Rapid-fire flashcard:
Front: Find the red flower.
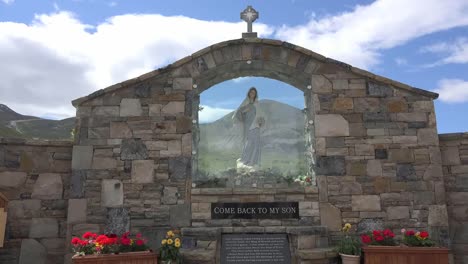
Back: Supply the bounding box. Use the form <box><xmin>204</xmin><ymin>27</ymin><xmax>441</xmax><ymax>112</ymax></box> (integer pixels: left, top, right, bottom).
<box><xmin>372</xmin><ymin>230</ymin><xmax>381</xmax><ymax>237</ymax></box>
<box><xmin>136</xmin><ymin>233</ymin><xmax>142</xmax><ymax>238</ymax></box>
<box><xmin>420</xmin><ymin>231</ymin><xmax>429</xmax><ymax>239</ymax></box>
<box><xmin>374</xmin><ymin>235</ymin><xmax>384</xmax><ymax>242</ymax></box>
<box><xmin>71</xmin><ymin>237</ymin><xmax>82</xmax><ymax>245</ymax></box>
<box><xmin>80</xmin><ymin>240</ymin><xmax>89</xmax><ymax>246</ymax></box>
<box><xmin>96</xmin><ymin>235</ymin><xmax>109</xmax><ymax>245</ymax></box>
<box><xmin>121</xmin><ymin>237</ymin><xmax>131</xmax><ymax>246</ymax></box>
<box><xmin>383</xmin><ymin>229</ymin><xmax>395</xmax><ymax>238</ymax></box>
<box><xmin>361</xmin><ymin>234</ymin><xmax>372</xmax><ymax>244</ymax></box>
<box><xmin>83</xmin><ymin>232</ymin><xmax>97</xmax><ymax>239</ymax></box>
<box><xmin>405</xmin><ymin>230</ymin><xmax>415</xmax><ymax>236</ymax></box>
<box><xmin>136</xmin><ymin>239</ymin><xmax>144</xmax><ymax>246</ymax></box>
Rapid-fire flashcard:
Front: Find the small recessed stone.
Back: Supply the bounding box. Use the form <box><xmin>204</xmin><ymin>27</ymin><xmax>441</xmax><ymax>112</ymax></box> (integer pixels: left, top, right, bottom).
<box><xmin>192</xmin><ymin>120</ymin><xmax>197</xmax><ymax>124</ymax></box>
<box><xmin>193</xmin><ymin>84</ymin><xmax>198</xmax><ymax>88</ymax></box>
<box><xmin>307</xmin><ymin>85</ymin><xmax>312</xmax><ymax>89</ymax></box>
<box><xmin>192</xmin><ymin>151</ymin><xmax>197</xmax><ymax>155</ymax></box>
<box><xmin>247</xmin><ymin>60</ymin><xmax>252</xmax><ymax>64</ymax></box>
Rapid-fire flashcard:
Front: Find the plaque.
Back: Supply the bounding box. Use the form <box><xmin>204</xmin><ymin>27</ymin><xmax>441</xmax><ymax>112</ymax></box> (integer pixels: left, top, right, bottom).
<box><xmin>221</xmin><ymin>233</ymin><xmax>291</xmax><ymax>264</ymax></box>
<box><xmin>211</xmin><ymin>202</ymin><xmax>299</xmax><ymax>219</ymax></box>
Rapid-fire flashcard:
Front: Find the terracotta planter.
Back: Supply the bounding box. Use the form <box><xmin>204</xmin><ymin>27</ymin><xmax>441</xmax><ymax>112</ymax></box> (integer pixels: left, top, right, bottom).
<box><xmin>71</xmin><ymin>251</ymin><xmax>157</xmax><ymax>264</ymax></box>
<box><xmin>339</xmin><ymin>253</ymin><xmax>360</xmax><ymax>264</ymax></box>
<box><xmin>362</xmin><ymin>245</ymin><xmax>449</xmax><ymax>264</ymax></box>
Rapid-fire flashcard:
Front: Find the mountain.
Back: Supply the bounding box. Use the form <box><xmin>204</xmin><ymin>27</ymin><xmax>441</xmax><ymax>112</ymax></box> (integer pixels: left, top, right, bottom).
<box><xmin>0</xmin><ymin>104</ymin><xmax>75</xmax><ymax>140</ymax></box>
<box><xmin>198</xmin><ymin>99</ymin><xmax>307</xmax><ymax>174</ymax></box>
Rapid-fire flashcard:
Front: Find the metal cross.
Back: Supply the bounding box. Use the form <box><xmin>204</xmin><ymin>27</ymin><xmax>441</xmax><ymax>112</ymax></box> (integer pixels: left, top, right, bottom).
<box><xmin>240</xmin><ymin>6</ymin><xmax>259</xmax><ymax>33</ymax></box>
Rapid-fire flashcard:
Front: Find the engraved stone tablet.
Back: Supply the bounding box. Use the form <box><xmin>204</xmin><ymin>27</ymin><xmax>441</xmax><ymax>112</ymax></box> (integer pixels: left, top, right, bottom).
<box><xmin>221</xmin><ymin>233</ymin><xmax>291</xmax><ymax>264</ymax></box>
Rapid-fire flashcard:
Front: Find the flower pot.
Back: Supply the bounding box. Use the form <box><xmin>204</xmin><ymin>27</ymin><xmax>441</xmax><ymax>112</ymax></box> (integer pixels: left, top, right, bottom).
<box><xmin>362</xmin><ymin>245</ymin><xmax>449</xmax><ymax>264</ymax></box>
<box><xmin>339</xmin><ymin>253</ymin><xmax>360</xmax><ymax>264</ymax></box>
<box><xmin>71</xmin><ymin>251</ymin><xmax>157</xmax><ymax>264</ymax></box>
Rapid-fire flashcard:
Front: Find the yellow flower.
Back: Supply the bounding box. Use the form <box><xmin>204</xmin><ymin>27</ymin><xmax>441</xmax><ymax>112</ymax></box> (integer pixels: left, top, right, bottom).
<box><xmin>161</xmin><ymin>239</ymin><xmax>167</xmax><ymax>245</ymax></box>
<box><xmin>175</xmin><ymin>241</ymin><xmax>181</xmax><ymax>248</ymax></box>
<box><xmin>167</xmin><ymin>231</ymin><xmax>174</xmax><ymax>237</ymax></box>
<box><xmin>175</xmin><ymin>238</ymin><xmax>180</xmax><ymax>243</ymax></box>
<box><xmin>342</xmin><ymin>223</ymin><xmax>352</xmax><ymax>232</ymax></box>
<box><xmin>167</xmin><ymin>239</ymin><xmax>174</xmax><ymax>245</ymax></box>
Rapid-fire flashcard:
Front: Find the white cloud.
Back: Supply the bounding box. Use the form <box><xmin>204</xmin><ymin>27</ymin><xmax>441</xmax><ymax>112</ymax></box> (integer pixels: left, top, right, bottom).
<box><xmin>2</xmin><ymin>0</ymin><xmax>14</xmax><ymax>5</ymax></box>
<box><xmin>434</xmin><ymin>79</ymin><xmax>468</xmax><ymax>103</ymax></box>
<box><xmin>199</xmin><ymin>105</ymin><xmax>234</xmax><ymax>123</ymax></box>
<box><xmin>275</xmin><ymin>0</ymin><xmax>468</xmax><ymax>69</ymax></box>
<box><xmin>395</xmin><ymin>57</ymin><xmax>407</xmax><ymax>66</ymax></box>
<box><xmin>421</xmin><ymin>37</ymin><xmax>468</xmax><ymax>66</ymax></box>
<box><xmin>0</xmin><ymin>11</ymin><xmax>273</xmax><ymax>119</ymax></box>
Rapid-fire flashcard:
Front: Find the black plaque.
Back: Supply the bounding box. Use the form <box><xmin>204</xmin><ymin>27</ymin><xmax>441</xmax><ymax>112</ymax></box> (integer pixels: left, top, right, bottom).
<box><xmin>221</xmin><ymin>234</ymin><xmax>291</xmax><ymax>264</ymax></box>
<box><xmin>211</xmin><ymin>202</ymin><xmax>299</xmax><ymax>219</ymax></box>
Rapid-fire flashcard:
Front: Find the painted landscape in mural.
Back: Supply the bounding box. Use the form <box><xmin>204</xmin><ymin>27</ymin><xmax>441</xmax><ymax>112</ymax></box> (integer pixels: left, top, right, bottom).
<box><xmin>197</xmin><ymin>99</ymin><xmax>307</xmax><ymax>185</ymax></box>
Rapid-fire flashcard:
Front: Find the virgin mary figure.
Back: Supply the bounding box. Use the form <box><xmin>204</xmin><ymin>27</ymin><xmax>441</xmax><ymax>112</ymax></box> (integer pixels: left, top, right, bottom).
<box><xmin>232</xmin><ymin>87</ymin><xmax>265</xmax><ymax>172</ymax></box>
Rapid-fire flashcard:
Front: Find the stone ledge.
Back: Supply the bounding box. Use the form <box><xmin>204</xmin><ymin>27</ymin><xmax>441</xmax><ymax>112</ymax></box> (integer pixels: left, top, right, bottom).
<box><xmin>297</xmin><ymin>247</ymin><xmax>338</xmax><ymax>260</ymax></box>
<box><xmin>0</xmin><ymin>138</ymin><xmax>73</xmax><ymax>146</ymax></box>
<box><xmin>180</xmin><ymin>248</ymin><xmax>216</xmax><ymax>264</ymax></box>
<box><xmin>191</xmin><ymin>187</ymin><xmax>318</xmax><ymax>196</ymax></box>
<box><xmin>439</xmin><ymin>133</ymin><xmax>468</xmax><ymax>141</ymax></box>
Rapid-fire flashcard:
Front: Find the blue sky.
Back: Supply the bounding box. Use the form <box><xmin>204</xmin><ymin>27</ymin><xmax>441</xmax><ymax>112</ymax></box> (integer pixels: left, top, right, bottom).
<box><xmin>0</xmin><ymin>0</ymin><xmax>467</xmax><ymax>133</ymax></box>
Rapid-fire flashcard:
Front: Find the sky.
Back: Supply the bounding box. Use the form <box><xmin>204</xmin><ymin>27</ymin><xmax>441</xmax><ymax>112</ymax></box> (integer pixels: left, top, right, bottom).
<box><xmin>0</xmin><ymin>0</ymin><xmax>467</xmax><ymax>133</ymax></box>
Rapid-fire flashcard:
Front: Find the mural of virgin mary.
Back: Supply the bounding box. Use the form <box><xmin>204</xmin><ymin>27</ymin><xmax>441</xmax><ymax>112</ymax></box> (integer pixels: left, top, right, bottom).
<box><xmin>232</xmin><ymin>87</ymin><xmax>265</xmax><ymax>172</ymax></box>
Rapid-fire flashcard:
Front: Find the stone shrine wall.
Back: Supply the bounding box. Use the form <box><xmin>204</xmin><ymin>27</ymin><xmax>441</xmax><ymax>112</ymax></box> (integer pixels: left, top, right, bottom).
<box><xmin>0</xmin><ymin>138</ymin><xmax>72</xmax><ymax>264</ymax></box>
<box><xmin>439</xmin><ymin>133</ymin><xmax>468</xmax><ymax>264</ymax></box>
<box><xmin>0</xmin><ymin>38</ymin><xmax>462</xmax><ymax>264</ymax></box>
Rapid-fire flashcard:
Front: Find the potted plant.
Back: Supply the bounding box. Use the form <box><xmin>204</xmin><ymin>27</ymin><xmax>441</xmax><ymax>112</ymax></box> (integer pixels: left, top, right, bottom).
<box><xmin>159</xmin><ymin>230</ymin><xmax>181</xmax><ymax>264</ymax></box>
<box><xmin>71</xmin><ymin>231</ymin><xmax>157</xmax><ymax>264</ymax></box>
<box><xmin>361</xmin><ymin>228</ymin><xmax>449</xmax><ymax>264</ymax></box>
<box><xmin>336</xmin><ymin>223</ymin><xmax>361</xmax><ymax>264</ymax></box>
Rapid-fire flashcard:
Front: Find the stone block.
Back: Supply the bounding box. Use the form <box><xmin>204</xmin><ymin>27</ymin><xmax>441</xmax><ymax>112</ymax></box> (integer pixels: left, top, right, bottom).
<box><xmin>428</xmin><ymin>205</ymin><xmax>448</xmax><ymax>226</ymax></box>
<box><xmin>423</xmin><ymin>165</ymin><xmax>443</xmax><ymax>180</ymax></box>
<box><xmin>8</xmin><ymin>199</ymin><xmax>41</xmax><ymax>219</ymax></box>
<box><xmin>375</xmin><ymin>149</ymin><xmax>388</xmax><ymax>159</ymax></box>
<box><xmin>449</xmin><ymin>192</ymin><xmax>468</xmax><ymax>205</ymax></box>
<box><xmin>169</xmin><ymin>157</ymin><xmax>191</xmax><ymax>180</ymax></box>
<box><xmin>320</xmin><ymin>203</ymin><xmax>342</xmax><ymax>231</ymax></box>
<box><xmin>19</xmin><ymin>239</ymin><xmax>47</xmax><ymax>264</ymax></box>
<box><xmin>121</xmin><ymin>139</ymin><xmax>148</xmax><ymax>160</ymax></box>
<box><xmin>333</xmin><ymin>79</ymin><xmax>349</xmax><ymax>90</ymax></box>
<box><xmin>70</xmin><ymin>170</ymin><xmax>86</xmax><ymax>198</ymax></box>
<box><xmin>120</xmin><ymin>98</ymin><xmax>142</xmax><ymax>117</ymax></box>
<box><xmin>367</xmin><ymin>160</ymin><xmax>382</xmax><ymax>176</ymax></box>
<box><xmin>396</xmin><ymin>163</ymin><xmax>417</xmax><ymax>181</ymax></box>
<box><xmin>387</xmin><ymin>99</ymin><xmax>408</xmax><ymax>112</ymax></box>
<box><xmin>332</xmin><ymin>98</ymin><xmax>353</xmax><ymax>111</ymax></box>
<box><xmin>352</xmin><ymin>195</ymin><xmax>381</xmax><ymax>211</ymax></box>
<box><xmin>363</xmin><ymin>112</ymin><xmax>389</xmax><ymax>122</ymax></box>
<box><xmin>149</xmin><ymin>104</ymin><xmax>163</xmax><ymax>116</ymax></box>
<box><xmin>0</xmin><ymin>171</ymin><xmax>27</xmax><ymax>188</ymax></box>
<box><xmin>315</xmin><ymin>115</ymin><xmax>349</xmax><ymax>137</ymax></box>
<box><xmin>316</xmin><ymin>156</ymin><xmax>345</xmax><ymax>176</ymax></box>
<box><xmin>105</xmin><ymin>208</ymin><xmax>129</xmax><ymax>235</ymax></box>
<box><xmin>110</xmin><ymin>122</ymin><xmax>133</xmax><ymax>138</ymax></box>
<box><xmin>170</xmin><ymin>204</ymin><xmax>191</xmax><ymax>227</ymax></box>
<box><xmin>312</xmin><ymin>75</ymin><xmax>332</xmax><ymax>94</ymax></box>
<box><xmin>396</xmin><ymin>112</ymin><xmax>427</xmax><ymax>122</ymax></box>
<box><xmin>367</xmin><ymin>82</ymin><xmax>393</xmax><ymax>97</ymax></box>
<box><xmin>31</xmin><ymin>173</ymin><xmax>63</xmax><ymax>200</ymax></box>
<box><xmin>29</xmin><ymin>218</ymin><xmax>58</xmax><ymax>238</ymax></box>
<box><xmin>452</xmin><ymin>165</ymin><xmax>468</xmax><ymax>174</ymax></box>
<box><xmin>441</xmin><ymin>147</ymin><xmax>460</xmax><ymax>165</ymax></box>
<box><xmin>348</xmin><ymin>161</ymin><xmax>366</xmax><ymax>175</ymax></box>
<box><xmin>357</xmin><ymin>219</ymin><xmax>384</xmax><ymax>233</ymax></box>
<box><xmin>92</xmin><ymin>106</ymin><xmax>119</xmax><ymax>116</ymax></box>
<box><xmin>414</xmin><ymin>191</ymin><xmax>435</xmax><ymax>205</ymax></box>
<box><xmin>355</xmin><ymin>144</ymin><xmax>374</xmax><ymax>156</ymax></box>
<box><xmin>387</xmin><ymin>206</ymin><xmax>409</xmax><ymax>220</ymax></box>
<box><xmin>162</xmin><ymin>186</ymin><xmax>178</xmax><ymax>205</ymax></box>
<box><xmin>417</xmin><ymin>128</ymin><xmax>438</xmax><ymax>146</ymax></box>
<box><xmin>173</xmin><ymin>77</ymin><xmax>193</xmax><ymax>90</ymax></box>
<box><xmin>182</xmin><ymin>133</ymin><xmax>192</xmax><ymax>156</ymax></box>
<box><xmin>72</xmin><ymin>145</ymin><xmax>93</xmax><ymax>170</ymax></box>
<box><xmin>388</xmin><ymin>149</ymin><xmax>414</xmax><ymax>162</ymax></box>
<box><xmin>101</xmin><ymin>179</ymin><xmax>123</xmax><ymax>207</ymax></box>
<box><xmin>72</xmin><ymin>223</ymin><xmax>100</xmax><ymax>237</ymax></box>
<box><xmin>354</xmin><ymin>98</ymin><xmax>381</xmax><ymax>112</ymax></box>
<box><xmin>162</xmin><ymin>102</ymin><xmax>185</xmax><ymax>115</ymax></box>
<box><xmin>176</xmin><ymin>116</ymin><xmax>192</xmax><ymax>133</ymax></box>
<box><xmin>340</xmin><ymin>182</ymin><xmax>362</xmax><ymax>195</ymax></box>
<box><xmin>298</xmin><ymin>235</ymin><xmax>317</xmax><ymax>249</ymax></box>
<box><xmin>92</xmin><ymin>157</ymin><xmax>117</xmax><ymax>169</ymax></box>
<box><xmin>131</xmin><ymin>160</ymin><xmax>154</xmax><ymax>183</ymax></box>
<box><xmin>67</xmin><ymin>199</ymin><xmax>87</xmax><ymax>224</ymax></box>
